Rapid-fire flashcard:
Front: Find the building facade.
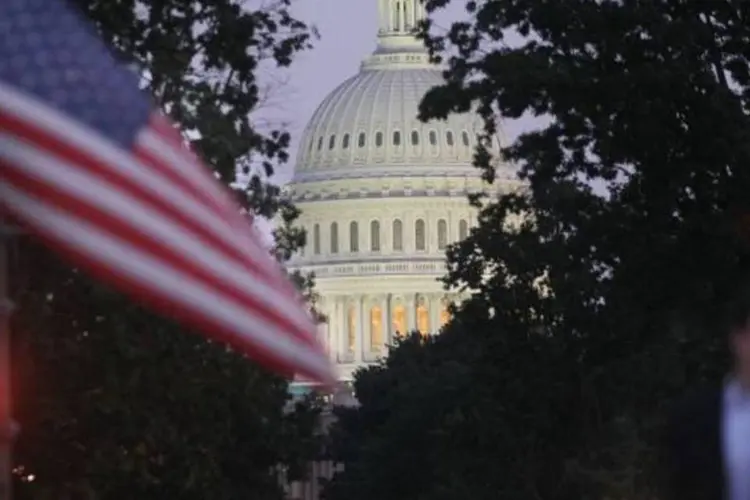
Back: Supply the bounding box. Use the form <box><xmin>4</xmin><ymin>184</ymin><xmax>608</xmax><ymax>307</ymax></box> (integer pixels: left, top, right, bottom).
<box><xmin>288</xmin><ymin>0</ymin><xmax>516</xmax><ymax>383</ymax></box>
<box><xmin>282</xmin><ymin>2</ymin><xmax>519</xmax><ymax>498</ymax></box>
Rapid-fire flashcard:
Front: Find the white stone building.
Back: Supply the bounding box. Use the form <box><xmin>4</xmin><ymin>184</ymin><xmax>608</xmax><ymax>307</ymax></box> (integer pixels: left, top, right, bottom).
<box><xmin>287</xmin><ymin>0</ymin><xmax>517</xmax><ymax>384</ymax></box>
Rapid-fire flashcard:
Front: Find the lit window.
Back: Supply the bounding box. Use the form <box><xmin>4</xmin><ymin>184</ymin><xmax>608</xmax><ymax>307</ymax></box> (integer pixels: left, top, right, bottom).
<box><xmin>393</xmin><ymin>130</ymin><xmax>401</xmax><ymax>146</ymax></box>
<box><xmin>440</xmin><ymin>304</ymin><xmax>451</xmax><ymax>326</ymax></box>
<box><xmin>347</xmin><ymin>305</ymin><xmax>356</xmax><ymax>351</ymax></box>
<box><xmin>411</xmin><ymin>130</ymin><xmax>419</xmax><ymax>145</ymax></box>
<box><xmin>415</xmin><ymin>219</ymin><xmax>426</xmax><ymax>251</ymax></box>
<box><xmin>349</xmin><ymin>221</ymin><xmax>359</xmax><ymax>252</ymax></box>
<box><xmin>370</xmin><ymin>220</ymin><xmax>381</xmax><ymax>252</ymax></box>
<box><xmin>392</xmin><ymin>219</ymin><xmax>403</xmax><ymax>251</ymax></box>
<box><xmin>375</xmin><ymin>131</ymin><xmax>384</xmax><ymax>147</ymax></box>
<box><xmin>370</xmin><ymin>306</ymin><xmax>383</xmax><ymax>351</ymax></box>
<box><xmin>330</xmin><ymin>222</ymin><xmax>339</xmax><ymax>254</ymax></box>
<box><xmin>313</xmin><ymin>224</ymin><xmax>321</xmax><ymax>254</ymax></box>
<box><xmin>358</xmin><ymin>132</ymin><xmax>366</xmax><ymax>148</ymax></box>
<box><xmin>342</xmin><ymin>134</ymin><xmax>350</xmax><ymax>149</ymax></box>
<box><xmin>437</xmin><ymin>219</ymin><xmax>448</xmax><ymax>249</ymax></box>
<box><xmin>417</xmin><ymin>301</ymin><xmax>430</xmax><ymax>335</ymax></box>
<box><xmin>459</xmin><ymin>219</ymin><xmax>469</xmax><ymax>240</ymax></box>
<box><xmin>392</xmin><ymin>304</ymin><xmax>406</xmax><ymax>337</ymax></box>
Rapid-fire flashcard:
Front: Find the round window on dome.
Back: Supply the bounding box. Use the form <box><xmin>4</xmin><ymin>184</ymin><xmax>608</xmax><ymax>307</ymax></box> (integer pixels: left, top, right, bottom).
<box><xmin>375</xmin><ymin>131</ymin><xmax>384</xmax><ymax>147</ymax></box>
<box><xmin>393</xmin><ymin>130</ymin><xmax>401</xmax><ymax>146</ymax></box>
<box><xmin>328</xmin><ymin>135</ymin><xmax>336</xmax><ymax>150</ymax></box>
<box><xmin>446</xmin><ymin>130</ymin><xmax>454</xmax><ymax>147</ymax></box>
<box><xmin>411</xmin><ymin>130</ymin><xmax>420</xmax><ymax>146</ymax></box>
<box><xmin>342</xmin><ymin>133</ymin><xmax>350</xmax><ymax>149</ymax></box>
<box><xmin>358</xmin><ymin>132</ymin><xmax>366</xmax><ymax>148</ymax></box>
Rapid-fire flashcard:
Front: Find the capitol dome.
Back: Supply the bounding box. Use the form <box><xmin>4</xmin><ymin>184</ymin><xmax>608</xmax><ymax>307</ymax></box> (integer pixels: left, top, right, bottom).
<box><xmin>289</xmin><ymin>0</ymin><xmax>516</xmax><ymax>382</ymax></box>
<box><xmin>294</xmin><ymin>65</ymin><xmax>491</xmax><ymax>181</ymax></box>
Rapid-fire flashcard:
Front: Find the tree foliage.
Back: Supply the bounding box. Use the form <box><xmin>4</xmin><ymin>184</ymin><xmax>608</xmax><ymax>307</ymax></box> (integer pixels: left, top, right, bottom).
<box><xmin>326</xmin><ymin>1</ymin><xmax>750</xmax><ymax>499</ymax></box>
<box><xmin>10</xmin><ymin>1</ymin><xmax>320</xmax><ymax>498</ymax></box>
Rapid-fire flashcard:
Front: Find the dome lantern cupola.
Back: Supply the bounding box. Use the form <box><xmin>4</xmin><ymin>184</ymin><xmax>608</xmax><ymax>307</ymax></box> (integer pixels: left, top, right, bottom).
<box><xmin>363</xmin><ymin>0</ymin><xmax>431</xmax><ymax>70</ymax></box>
<box><xmin>377</xmin><ymin>0</ymin><xmax>426</xmax><ymax>39</ymax></box>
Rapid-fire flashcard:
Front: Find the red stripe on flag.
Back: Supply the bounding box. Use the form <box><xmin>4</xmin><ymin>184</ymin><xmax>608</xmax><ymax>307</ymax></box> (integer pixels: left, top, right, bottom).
<box><xmin>0</xmin><ymin>163</ymin><xmax>318</xmax><ymax>349</ymax></box>
<box><xmin>0</xmin><ymin>110</ymin><xmax>303</xmax><ymax>310</ymax></box>
<box><xmin>0</xmin><ymin>83</ymin><xmax>334</xmax><ymax>384</ymax></box>
<box><xmin>136</xmin><ymin>116</ymin><xmax>301</xmax><ymax>303</ymax></box>
<box><xmin>0</xmin><ymin>180</ymin><xmax>330</xmax><ymax>383</ymax></box>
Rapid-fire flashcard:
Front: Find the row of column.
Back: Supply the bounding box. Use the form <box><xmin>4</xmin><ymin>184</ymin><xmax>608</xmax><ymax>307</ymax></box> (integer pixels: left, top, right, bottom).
<box><xmin>318</xmin><ymin>293</ymin><xmax>453</xmax><ymax>364</ymax></box>
<box><xmin>379</xmin><ymin>0</ymin><xmax>426</xmax><ymax>34</ymax></box>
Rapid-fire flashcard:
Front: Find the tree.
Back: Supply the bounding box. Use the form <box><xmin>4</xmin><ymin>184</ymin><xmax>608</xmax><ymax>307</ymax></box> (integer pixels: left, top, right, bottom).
<box><xmin>10</xmin><ymin>1</ymin><xmax>321</xmax><ymax>498</ymax></box>
<box><xmin>327</xmin><ymin>1</ymin><xmax>750</xmax><ymax>499</ymax></box>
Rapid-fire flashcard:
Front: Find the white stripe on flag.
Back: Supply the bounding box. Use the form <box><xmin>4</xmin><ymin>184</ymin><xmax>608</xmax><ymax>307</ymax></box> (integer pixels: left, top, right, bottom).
<box><xmin>0</xmin><ymin>82</ymin><xmax>297</xmax><ymax>301</ymax></box>
<box><xmin>0</xmin><ymin>183</ymin><xmax>333</xmax><ymax>383</ymax></box>
<box><xmin>0</xmin><ymin>135</ymin><xmax>317</xmax><ymax>341</ymax></box>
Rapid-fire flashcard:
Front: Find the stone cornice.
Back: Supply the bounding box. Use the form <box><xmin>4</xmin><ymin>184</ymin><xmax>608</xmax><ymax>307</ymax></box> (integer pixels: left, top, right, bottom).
<box><xmin>292</xmin><ymin>165</ymin><xmax>509</xmax><ymax>184</ymax></box>
<box><xmin>291</xmin><ymin>255</ymin><xmax>448</xmax><ymax>279</ymax></box>
<box><xmin>288</xmin><ymin>170</ymin><xmax>520</xmax><ymax>204</ymax></box>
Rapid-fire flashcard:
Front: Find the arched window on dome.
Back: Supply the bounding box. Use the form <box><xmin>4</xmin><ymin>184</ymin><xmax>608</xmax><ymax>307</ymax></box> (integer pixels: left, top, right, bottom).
<box><xmin>462</xmin><ymin>131</ymin><xmax>470</xmax><ymax>147</ymax></box>
<box><xmin>393</xmin><ymin>130</ymin><xmax>401</xmax><ymax>146</ymax></box>
<box><xmin>358</xmin><ymin>132</ymin><xmax>366</xmax><ymax>148</ymax></box>
<box><xmin>349</xmin><ymin>221</ymin><xmax>359</xmax><ymax>253</ymax></box>
<box><xmin>446</xmin><ymin>130</ymin><xmax>454</xmax><ymax>147</ymax></box>
<box><xmin>392</xmin><ymin>219</ymin><xmax>403</xmax><ymax>251</ymax></box>
<box><xmin>313</xmin><ymin>223</ymin><xmax>321</xmax><ymax>255</ymax></box>
<box><xmin>370</xmin><ymin>220</ymin><xmax>381</xmax><ymax>252</ymax></box>
<box><xmin>411</xmin><ymin>130</ymin><xmax>419</xmax><ymax>146</ymax></box>
<box><xmin>415</xmin><ymin>219</ymin><xmax>426</xmax><ymax>251</ymax></box>
<box><xmin>342</xmin><ymin>133</ymin><xmax>350</xmax><ymax>149</ymax></box>
<box><xmin>459</xmin><ymin>219</ymin><xmax>469</xmax><ymax>240</ymax></box>
<box><xmin>429</xmin><ymin>130</ymin><xmax>438</xmax><ymax>146</ymax></box>
<box><xmin>437</xmin><ymin>219</ymin><xmax>448</xmax><ymax>250</ymax></box>
<box><xmin>375</xmin><ymin>131</ymin><xmax>384</xmax><ymax>147</ymax></box>
<box><xmin>330</xmin><ymin>222</ymin><xmax>339</xmax><ymax>254</ymax></box>
<box><xmin>317</xmin><ymin>136</ymin><xmax>323</xmax><ymax>151</ymax></box>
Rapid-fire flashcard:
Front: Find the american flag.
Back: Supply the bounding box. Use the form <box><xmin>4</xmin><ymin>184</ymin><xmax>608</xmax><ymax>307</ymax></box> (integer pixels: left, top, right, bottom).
<box><xmin>0</xmin><ymin>0</ymin><xmax>335</xmax><ymax>385</ymax></box>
